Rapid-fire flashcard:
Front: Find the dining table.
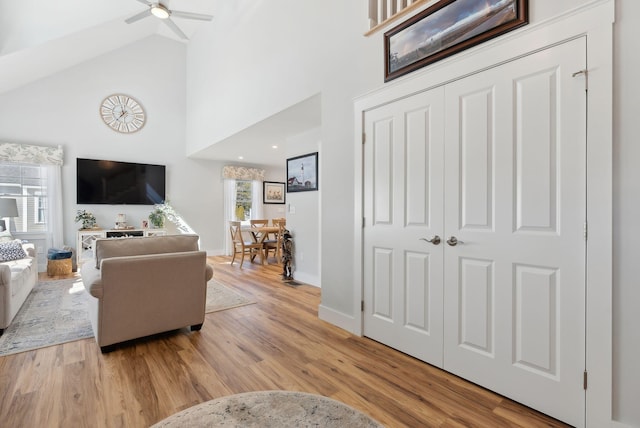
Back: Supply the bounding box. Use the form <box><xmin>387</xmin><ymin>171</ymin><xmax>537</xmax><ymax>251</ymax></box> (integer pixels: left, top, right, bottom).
<box><xmin>248</xmin><ymin>226</ymin><xmax>280</xmax><ymax>264</ymax></box>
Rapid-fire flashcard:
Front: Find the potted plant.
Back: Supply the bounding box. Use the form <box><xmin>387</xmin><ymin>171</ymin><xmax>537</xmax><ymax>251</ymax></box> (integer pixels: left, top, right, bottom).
<box><xmin>148</xmin><ymin>207</ymin><xmax>165</xmax><ymax>229</ymax></box>
<box><xmin>75</xmin><ymin>209</ymin><xmax>97</xmax><ymax>230</ymax></box>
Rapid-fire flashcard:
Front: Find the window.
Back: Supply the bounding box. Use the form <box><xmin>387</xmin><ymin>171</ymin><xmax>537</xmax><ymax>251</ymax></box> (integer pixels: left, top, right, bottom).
<box><xmin>223</xmin><ymin>175</ymin><xmax>263</xmax><ymax>255</ymax></box>
<box><xmin>235</xmin><ymin>180</ymin><xmax>252</xmax><ymax>221</ymax></box>
<box><xmin>0</xmin><ymin>162</ymin><xmax>48</xmax><ymax>232</ymax></box>
<box><xmin>35</xmin><ymin>191</ymin><xmax>46</xmax><ymax>224</ymax></box>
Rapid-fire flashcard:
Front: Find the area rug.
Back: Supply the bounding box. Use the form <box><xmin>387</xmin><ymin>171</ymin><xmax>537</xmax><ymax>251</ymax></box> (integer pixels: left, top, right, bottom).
<box><xmin>206</xmin><ymin>280</ymin><xmax>255</xmax><ymax>313</ymax></box>
<box><xmin>151</xmin><ymin>390</ymin><xmax>384</xmax><ymax>428</ymax></box>
<box><xmin>0</xmin><ymin>278</ymin><xmax>255</xmax><ymax>356</ymax></box>
<box><xmin>0</xmin><ymin>277</ymin><xmax>93</xmax><ymax>356</ymax></box>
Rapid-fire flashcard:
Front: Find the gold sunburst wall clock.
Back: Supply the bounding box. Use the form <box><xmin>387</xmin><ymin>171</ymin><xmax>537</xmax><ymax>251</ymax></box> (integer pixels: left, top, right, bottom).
<box><xmin>100</xmin><ymin>94</ymin><xmax>146</xmax><ymax>133</ymax></box>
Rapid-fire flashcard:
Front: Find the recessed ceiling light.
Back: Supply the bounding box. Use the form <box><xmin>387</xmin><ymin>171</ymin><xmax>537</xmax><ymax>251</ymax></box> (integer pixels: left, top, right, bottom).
<box><xmin>238</xmin><ymin>156</ymin><xmax>244</xmax><ymax>160</ymax></box>
<box><xmin>272</xmin><ymin>145</ymin><xmax>278</xmax><ymax>149</ymax></box>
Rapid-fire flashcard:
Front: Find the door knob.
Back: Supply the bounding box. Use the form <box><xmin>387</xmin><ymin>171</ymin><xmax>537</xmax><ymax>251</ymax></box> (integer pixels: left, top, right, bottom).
<box><xmin>446</xmin><ymin>236</ymin><xmax>464</xmax><ymax>246</ymax></box>
<box><xmin>419</xmin><ymin>236</ymin><xmax>441</xmax><ymax>245</ymax></box>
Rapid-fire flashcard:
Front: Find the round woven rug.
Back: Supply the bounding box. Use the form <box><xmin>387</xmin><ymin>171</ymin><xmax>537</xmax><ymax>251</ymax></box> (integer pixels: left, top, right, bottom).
<box><xmin>151</xmin><ymin>391</ymin><xmax>383</xmax><ymax>427</ymax></box>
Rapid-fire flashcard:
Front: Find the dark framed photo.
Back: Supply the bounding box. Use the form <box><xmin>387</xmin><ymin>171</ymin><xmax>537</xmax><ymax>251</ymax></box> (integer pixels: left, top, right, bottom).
<box><xmin>286</xmin><ymin>152</ymin><xmax>318</xmax><ymax>193</ymax></box>
<box><xmin>263</xmin><ymin>181</ymin><xmax>286</xmax><ymax>204</ymax></box>
<box><xmin>385</xmin><ymin>0</ymin><xmax>528</xmax><ymax>82</ymax></box>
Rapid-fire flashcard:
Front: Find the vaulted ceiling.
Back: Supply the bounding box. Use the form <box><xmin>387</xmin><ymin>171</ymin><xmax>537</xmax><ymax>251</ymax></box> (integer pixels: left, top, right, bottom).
<box><xmin>0</xmin><ymin>0</ymin><xmax>321</xmax><ymax>167</ymax></box>
<box><xmin>0</xmin><ymin>0</ymin><xmax>216</xmax><ymax>94</ymax></box>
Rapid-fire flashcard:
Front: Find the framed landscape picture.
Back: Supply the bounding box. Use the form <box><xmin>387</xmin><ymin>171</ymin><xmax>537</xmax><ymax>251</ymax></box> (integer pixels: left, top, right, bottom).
<box><xmin>286</xmin><ymin>152</ymin><xmax>318</xmax><ymax>193</ymax></box>
<box><xmin>385</xmin><ymin>0</ymin><xmax>528</xmax><ymax>81</ymax></box>
<box><xmin>263</xmin><ymin>181</ymin><xmax>286</xmax><ymax>204</ymax></box>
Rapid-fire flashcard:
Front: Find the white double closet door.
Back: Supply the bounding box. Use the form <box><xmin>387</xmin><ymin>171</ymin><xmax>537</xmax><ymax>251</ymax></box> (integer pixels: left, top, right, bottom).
<box><xmin>363</xmin><ymin>38</ymin><xmax>587</xmax><ymax>426</ymax></box>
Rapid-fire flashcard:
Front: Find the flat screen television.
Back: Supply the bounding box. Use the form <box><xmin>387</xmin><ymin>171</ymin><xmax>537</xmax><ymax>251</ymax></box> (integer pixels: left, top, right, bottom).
<box><xmin>76</xmin><ymin>158</ymin><xmax>166</xmax><ymax>205</ymax></box>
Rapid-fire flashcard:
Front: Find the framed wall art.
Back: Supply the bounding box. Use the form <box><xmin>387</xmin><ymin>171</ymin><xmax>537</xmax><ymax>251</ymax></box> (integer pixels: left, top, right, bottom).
<box><xmin>263</xmin><ymin>181</ymin><xmax>286</xmax><ymax>204</ymax></box>
<box><xmin>384</xmin><ymin>0</ymin><xmax>528</xmax><ymax>82</ymax></box>
<box><xmin>286</xmin><ymin>152</ymin><xmax>318</xmax><ymax>193</ymax></box>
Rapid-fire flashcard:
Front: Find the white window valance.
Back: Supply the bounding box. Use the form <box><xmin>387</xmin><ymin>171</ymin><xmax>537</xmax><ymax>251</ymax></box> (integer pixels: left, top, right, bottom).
<box><xmin>0</xmin><ymin>142</ymin><xmax>63</xmax><ymax>166</ymax></box>
<box><xmin>222</xmin><ymin>165</ymin><xmax>265</xmax><ymax>181</ymax></box>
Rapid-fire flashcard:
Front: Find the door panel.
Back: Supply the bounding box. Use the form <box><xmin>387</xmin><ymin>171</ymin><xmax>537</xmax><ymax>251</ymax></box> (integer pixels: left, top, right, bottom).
<box><xmin>406</xmin><ymin>108</ymin><xmax>432</xmax><ymax>226</ymax></box>
<box><xmin>363</xmin><ymin>87</ymin><xmax>445</xmax><ymax>366</ymax></box>
<box><xmin>460</xmin><ymin>87</ymin><xmax>494</xmax><ymax>231</ymax></box>
<box><xmin>515</xmin><ymin>68</ymin><xmax>559</xmax><ymax>232</ymax></box>
<box><xmin>372</xmin><ymin>119</ymin><xmax>393</xmax><ymax>225</ymax></box>
<box><xmin>373</xmin><ymin>248</ymin><xmax>393</xmax><ymax>318</ymax></box>
<box><xmin>405</xmin><ymin>251</ymin><xmax>431</xmax><ymax>331</ymax></box>
<box><xmin>513</xmin><ymin>264</ymin><xmax>558</xmax><ymax>378</ymax></box>
<box><xmin>458</xmin><ymin>257</ymin><xmax>494</xmax><ymax>357</ymax></box>
<box><xmin>443</xmin><ymin>39</ymin><xmax>586</xmax><ymax>427</ymax></box>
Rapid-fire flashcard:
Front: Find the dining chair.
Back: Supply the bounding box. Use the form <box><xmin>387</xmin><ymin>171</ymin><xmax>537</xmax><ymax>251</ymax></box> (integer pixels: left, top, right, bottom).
<box><xmin>251</xmin><ymin>218</ymin><xmax>279</xmax><ymax>253</ymax></box>
<box><xmin>229</xmin><ymin>221</ymin><xmax>263</xmax><ymax>267</ymax></box>
<box><xmin>265</xmin><ymin>218</ymin><xmax>286</xmax><ymax>262</ymax></box>
<box><xmin>249</xmin><ymin>219</ymin><xmax>270</xmax><ymax>243</ymax></box>
<box><xmin>271</xmin><ymin>218</ymin><xmax>286</xmax><ymax>226</ymax></box>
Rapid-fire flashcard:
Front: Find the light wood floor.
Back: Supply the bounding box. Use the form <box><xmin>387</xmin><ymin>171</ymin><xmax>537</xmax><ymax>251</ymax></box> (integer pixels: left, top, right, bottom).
<box><xmin>1</xmin><ymin>256</ymin><xmax>570</xmax><ymax>427</ymax></box>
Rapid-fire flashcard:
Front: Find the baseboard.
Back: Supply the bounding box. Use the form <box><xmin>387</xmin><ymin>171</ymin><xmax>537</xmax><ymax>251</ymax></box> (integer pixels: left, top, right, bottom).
<box><xmin>318</xmin><ymin>304</ymin><xmax>359</xmax><ymax>335</ymax></box>
<box><xmin>292</xmin><ymin>272</ymin><xmax>320</xmax><ymax>287</ymax></box>
<box><xmin>206</xmin><ymin>249</ymin><xmax>227</xmax><ymax>256</ymax></box>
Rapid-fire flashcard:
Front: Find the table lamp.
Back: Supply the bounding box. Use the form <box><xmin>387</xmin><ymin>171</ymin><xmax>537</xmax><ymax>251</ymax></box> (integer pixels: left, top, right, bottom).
<box><xmin>0</xmin><ymin>198</ymin><xmax>19</xmax><ymax>232</ymax></box>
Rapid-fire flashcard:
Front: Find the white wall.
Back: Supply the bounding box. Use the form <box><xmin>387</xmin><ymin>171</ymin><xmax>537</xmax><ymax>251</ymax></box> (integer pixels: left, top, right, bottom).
<box><xmin>186</xmin><ymin>1</ymin><xmax>379</xmax><ymax>288</ymax></box>
<box><xmin>262</xmin><ymin>165</ymin><xmax>287</xmax><ymax>221</ymax></box>
<box><xmin>185</xmin><ymin>0</ymin><xmax>639</xmax><ymax>426</ymax></box>
<box><xmin>284</xmin><ymin>128</ymin><xmax>321</xmax><ymax>286</ymax></box>
<box><xmin>612</xmin><ymin>1</ymin><xmax>640</xmax><ymax>425</ymax></box>
<box><xmin>186</xmin><ymin>0</ymin><xmax>379</xmax><ymax>308</ymax></box>
<box><xmin>0</xmin><ymin>35</ymin><xmax>223</xmax><ymax>253</ymax></box>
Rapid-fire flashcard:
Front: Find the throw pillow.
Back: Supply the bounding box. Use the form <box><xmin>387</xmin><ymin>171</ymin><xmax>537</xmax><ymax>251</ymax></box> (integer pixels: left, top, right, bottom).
<box><xmin>0</xmin><ymin>240</ymin><xmax>27</xmax><ymax>261</ymax></box>
<box><xmin>0</xmin><ymin>230</ymin><xmax>13</xmax><ymax>243</ymax></box>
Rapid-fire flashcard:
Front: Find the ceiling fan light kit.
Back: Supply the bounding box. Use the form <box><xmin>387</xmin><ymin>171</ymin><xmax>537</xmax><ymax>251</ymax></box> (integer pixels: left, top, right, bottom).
<box><xmin>126</xmin><ymin>0</ymin><xmax>213</xmax><ymax>40</ymax></box>
<box><xmin>150</xmin><ymin>5</ymin><xmax>170</xmax><ymax>19</ymax></box>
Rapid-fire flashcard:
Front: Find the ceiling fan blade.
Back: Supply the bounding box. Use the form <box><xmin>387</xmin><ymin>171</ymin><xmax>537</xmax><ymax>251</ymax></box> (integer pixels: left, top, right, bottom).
<box><xmin>125</xmin><ymin>9</ymin><xmax>152</xmax><ymax>24</ymax></box>
<box><xmin>163</xmin><ymin>18</ymin><xmax>188</xmax><ymax>40</ymax></box>
<box><xmin>135</xmin><ymin>0</ymin><xmax>152</xmax><ymax>5</ymax></box>
<box><xmin>170</xmin><ymin>10</ymin><xmax>214</xmax><ymax>21</ymax></box>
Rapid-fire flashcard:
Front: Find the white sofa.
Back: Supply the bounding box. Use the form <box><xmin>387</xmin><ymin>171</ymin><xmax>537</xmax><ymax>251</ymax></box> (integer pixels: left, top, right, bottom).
<box><xmin>0</xmin><ymin>242</ymin><xmax>37</xmax><ymax>335</ymax></box>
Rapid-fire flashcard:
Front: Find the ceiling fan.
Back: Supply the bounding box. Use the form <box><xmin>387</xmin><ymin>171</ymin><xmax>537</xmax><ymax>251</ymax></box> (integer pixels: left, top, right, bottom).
<box><xmin>125</xmin><ymin>0</ymin><xmax>213</xmax><ymax>40</ymax></box>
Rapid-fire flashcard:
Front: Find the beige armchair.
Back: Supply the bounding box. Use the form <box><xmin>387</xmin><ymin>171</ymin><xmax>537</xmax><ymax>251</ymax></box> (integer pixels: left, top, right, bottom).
<box><xmin>80</xmin><ymin>234</ymin><xmax>213</xmax><ymax>352</ymax></box>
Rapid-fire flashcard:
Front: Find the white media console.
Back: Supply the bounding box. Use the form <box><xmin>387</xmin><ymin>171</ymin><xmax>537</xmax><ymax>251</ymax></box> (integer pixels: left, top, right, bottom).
<box><xmin>76</xmin><ymin>229</ymin><xmax>167</xmax><ymax>266</ymax></box>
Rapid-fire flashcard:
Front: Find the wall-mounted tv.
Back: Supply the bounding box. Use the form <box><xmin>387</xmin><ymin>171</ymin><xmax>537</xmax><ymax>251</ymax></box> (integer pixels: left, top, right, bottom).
<box><xmin>76</xmin><ymin>158</ymin><xmax>166</xmax><ymax>205</ymax></box>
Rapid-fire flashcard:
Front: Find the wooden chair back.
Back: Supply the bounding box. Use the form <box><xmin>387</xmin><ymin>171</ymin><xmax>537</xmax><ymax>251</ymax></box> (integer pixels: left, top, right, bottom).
<box><xmin>229</xmin><ymin>221</ymin><xmax>263</xmax><ymax>267</ymax></box>
<box><xmin>272</xmin><ymin>218</ymin><xmax>286</xmax><ymax>227</ymax></box>
<box><xmin>229</xmin><ymin>221</ymin><xmax>243</xmax><ymax>245</ymax></box>
<box><xmin>250</xmin><ymin>219</ymin><xmax>269</xmax><ymax>240</ymax></box>
<box><xmin>250</xmin><ymin>219</ymin><xmax>269</xmax><ymax>228</ymax></box>
<box><xmin>264</xmin><ymin>218</ymin><xmax>287</xmax><ymax>262</ymax></box>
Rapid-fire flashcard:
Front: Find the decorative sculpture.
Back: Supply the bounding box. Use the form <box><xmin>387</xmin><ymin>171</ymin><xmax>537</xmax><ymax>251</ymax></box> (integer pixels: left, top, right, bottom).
<box><xmin>281</xmin><ymin>228</ymin><xmax>293</xmax><ymax>280</ymax></box>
